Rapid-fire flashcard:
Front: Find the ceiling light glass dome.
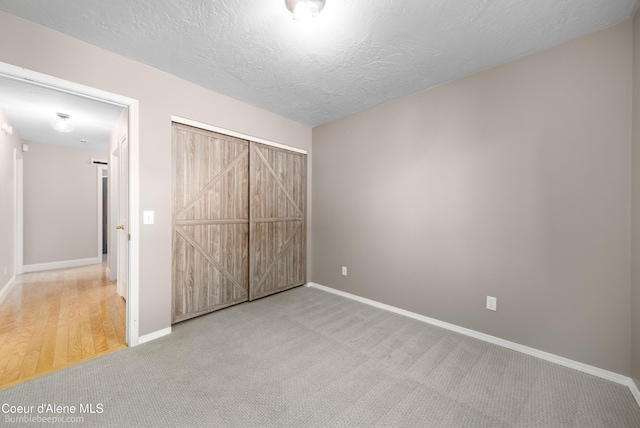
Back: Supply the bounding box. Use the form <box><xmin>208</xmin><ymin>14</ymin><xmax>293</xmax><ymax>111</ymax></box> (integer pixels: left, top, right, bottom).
<box><xmin>285</xmin><ymin>0</ymin><xmax>326</xmax><ymax>21</ymax></box>
<box><xmin>51</xmin><ymin>112</ymin><xmax>74</xmax><ymax>133</ymax></box>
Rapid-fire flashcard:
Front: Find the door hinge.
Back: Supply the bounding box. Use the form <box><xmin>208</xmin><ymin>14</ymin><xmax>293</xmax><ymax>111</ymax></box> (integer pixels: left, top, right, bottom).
<box><xmin>128</xmin><ymin>233</ymin><xmax>131</xmax><ymax>241</ymax></box>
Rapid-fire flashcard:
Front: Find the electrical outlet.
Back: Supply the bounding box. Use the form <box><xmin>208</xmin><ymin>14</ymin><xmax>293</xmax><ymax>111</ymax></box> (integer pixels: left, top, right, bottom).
<box><xmin>486</xmin><ymin>296</ymin><xmax>497</xmax><ymax>311</ymax></box>
<box><xmin>341</xmin><ymin>266</ymin><xmax>347</xmax><ymax>276</ymax></box>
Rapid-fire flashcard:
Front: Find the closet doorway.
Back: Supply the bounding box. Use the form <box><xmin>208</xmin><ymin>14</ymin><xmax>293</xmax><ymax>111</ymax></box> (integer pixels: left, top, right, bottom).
<box><xmin>171</xmin><ymin>121</ymin><xmax>306</xmax><ymax>323</ymax></box>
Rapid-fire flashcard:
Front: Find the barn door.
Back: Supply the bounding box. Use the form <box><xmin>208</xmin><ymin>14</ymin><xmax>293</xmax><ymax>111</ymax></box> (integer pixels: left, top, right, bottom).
<box><xmin>172</xmin><ymin>124</ymin><xmax>249</xmax><ymax>323</ymax></box>
<box><xmin>249</xmin><ymin>142</ymin><xmax>306</xmax><ymax>300</ymax></box>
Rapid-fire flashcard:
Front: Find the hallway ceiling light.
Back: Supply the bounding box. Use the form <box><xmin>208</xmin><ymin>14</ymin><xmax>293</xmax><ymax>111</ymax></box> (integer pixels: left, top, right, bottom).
<box><xmin>285</xmin><ymin>0</ymin><xmax>326</xmax><ymax>21</ymax></box>
<box><xmin>51</xmin><ymin>112</ymin><xmax>74</xmax><ymax>133</ymax></box>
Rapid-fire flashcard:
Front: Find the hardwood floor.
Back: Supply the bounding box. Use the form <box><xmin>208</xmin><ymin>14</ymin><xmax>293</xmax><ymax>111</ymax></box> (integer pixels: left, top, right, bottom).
<box><xmin>0</xmin><ymin>262</ymin><xmax>127</xmax><ymax>390</ymax></box>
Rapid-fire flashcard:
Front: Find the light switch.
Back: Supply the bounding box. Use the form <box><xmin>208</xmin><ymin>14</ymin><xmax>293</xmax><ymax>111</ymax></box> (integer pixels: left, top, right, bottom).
<box><xmin>143</xmin><ymin>211</ymin><xmax>154</xmax><ymax>225</ymax></box>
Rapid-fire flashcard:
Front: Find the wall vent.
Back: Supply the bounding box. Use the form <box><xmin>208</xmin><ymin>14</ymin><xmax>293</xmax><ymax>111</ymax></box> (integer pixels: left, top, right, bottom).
<box><xmin>91</xmin><ymin>158</ymin><xmax>108</xmax><ymax>165</ymax></box>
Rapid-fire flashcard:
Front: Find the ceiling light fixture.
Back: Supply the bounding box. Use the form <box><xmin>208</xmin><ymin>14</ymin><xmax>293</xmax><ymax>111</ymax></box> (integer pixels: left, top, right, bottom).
<box><xmin>51</xmin><ymin>112</ymin><xmax>74</xmax><ymax>133</ymax></box>
<box><xmin>285</xmin><ymin>0</ymin><xmax>326</xmax><ymax>21</ymax></box>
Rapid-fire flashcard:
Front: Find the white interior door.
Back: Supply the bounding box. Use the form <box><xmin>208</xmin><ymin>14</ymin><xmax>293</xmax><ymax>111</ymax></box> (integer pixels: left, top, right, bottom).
<box><xmin>109</xmin><ymin>147</ymin><xmax>119</xmax><ymax>281</ymax></box>
<box><xmin>117</xmin><ymin>135</ymin><xmax>129</xmax><ymax>299</ymax></box>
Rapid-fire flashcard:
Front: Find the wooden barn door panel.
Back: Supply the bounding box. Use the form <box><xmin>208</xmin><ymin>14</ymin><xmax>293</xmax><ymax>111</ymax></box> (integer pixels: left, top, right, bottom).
<box><xmin>249</xmin><ymin>142</ymin><xmax>306</xmax><ymax>300</ymax></box>
<box><xmin>172</xmin><ymin>124</ymin><xmax>249</xmax><ymax>323</ymax></box>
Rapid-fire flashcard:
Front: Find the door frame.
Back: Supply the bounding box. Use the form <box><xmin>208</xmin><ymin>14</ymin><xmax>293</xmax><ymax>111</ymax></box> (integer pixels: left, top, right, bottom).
<box><xmin>96</xmin><ymin>163</ymin><xmax>108</xmax><ymax>262</ymax></box>
<box><xmin>0</xmin><ymin>61</ymin><xmax>142</xmax><ymax>347</ymax></box>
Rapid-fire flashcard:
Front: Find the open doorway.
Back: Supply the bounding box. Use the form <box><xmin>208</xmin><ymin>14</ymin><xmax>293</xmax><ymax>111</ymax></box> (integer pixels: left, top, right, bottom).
<box><xmin>95</xmin><ymin>162</ymin><xmax>109</xmax><ymax>263</ymax></box>
<box><xmin>0</xmin><ymin>62</ymin><xmax>140</xmax><ymax>388</ymax></box>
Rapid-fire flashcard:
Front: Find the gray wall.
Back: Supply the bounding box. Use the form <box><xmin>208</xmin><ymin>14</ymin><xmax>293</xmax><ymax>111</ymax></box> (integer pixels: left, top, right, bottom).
<box><xmin>23</xmin><ymin>141</ymin><xmax>107</xmax><ymax>266</ymax></box>
<box><xmin>0</xmin><ymin>108</ymin><xmax>22</xmax><ymax>292</ymax></box>
<box><xmin>313</xmin><ymin>23</ymin><xmax>633</xmax><ymax>375</ymax></box>
<box><xmin>0</xmin><ymin>11</ymin><xmax>312</xmax><ymax>336</ymax></box>
<box><xmin>632</xmin><ymin>10</ymin><xmax>640</xmax><ymax>388</ymax></box>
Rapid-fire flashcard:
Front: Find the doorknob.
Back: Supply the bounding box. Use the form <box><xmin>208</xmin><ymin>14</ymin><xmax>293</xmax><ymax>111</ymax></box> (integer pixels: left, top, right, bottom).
<box><xmin>116</xmin><ymin>225</ymin><xmax>125</xmax><ymax>230</ymax></box>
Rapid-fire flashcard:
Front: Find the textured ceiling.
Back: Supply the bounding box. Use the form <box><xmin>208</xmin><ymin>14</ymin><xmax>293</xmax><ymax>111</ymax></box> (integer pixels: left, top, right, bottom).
<box><xmin>0</xmin><ymin>0</ymin><xmax>639</xmax><ymax>127</ymax></box>
<box><xmin>0</xmin><ymin>76</ymin><xmax>123</xmax><ymax>152</ymax></box>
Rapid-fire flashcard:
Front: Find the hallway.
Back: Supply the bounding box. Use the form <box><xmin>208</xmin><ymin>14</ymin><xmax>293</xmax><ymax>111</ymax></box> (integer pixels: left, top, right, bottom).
<box><xmin>0</xmin><ymin>262</ymin><xmax>126</xmax><ymax>390</ymax></box>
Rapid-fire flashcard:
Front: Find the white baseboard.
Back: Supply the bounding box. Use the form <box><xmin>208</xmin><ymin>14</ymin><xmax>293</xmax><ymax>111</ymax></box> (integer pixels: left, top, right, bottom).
<box><xmin>138</xmin><ymin>327</ymin><xmax>172</xmax><ymax>345</ymax></box>
<box><xmin>306</xmin><ymin>282</ymin><xmax>640</xmax><ymax>407</ymax></box>
<box><xmin>630</xmin><ymin>379</ymin><xmax>640</xmax><ymax>406</ymax></box>
<box><xmin>22</xmin><ymin>257</ymin><xmax>101</xmax><ymax>273</ymax></box>
<box><xmin>0</xmin><ymin>275</ymin><xmax>16</xmax><ymax>305</ymax></box>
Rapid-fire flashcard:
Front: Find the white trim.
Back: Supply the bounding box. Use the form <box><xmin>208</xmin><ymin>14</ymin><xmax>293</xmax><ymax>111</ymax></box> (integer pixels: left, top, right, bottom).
<box><xmin>138</xmin><ymin>327</ymin><xmax>171</xmax><ymax>345</ymax></box>
<box><xmin>0</xmin><ymin>63</ymin><xmax>130</xmax><ymax>108</ymax></box>
<box><xmin>630</xmin><ymin>379</ymin><xmax>640</xmax><ymax>407</ymax></box>
<box><xmin>307</xmin><ymin>283</ymin><xmax>636</xmax><ymax>392</ymax></box>
<box><xmin>171</xmin><ymin>115</ymin><xmax>308</xmax><ymax>155</ymax></box>
<box><xmin>0</xmin><ymin>276</ymin><xmax>16</xmax><ymax>305</ymax></box>
<box><xmin>23</xmin><ymin>257</ymin><xmax>101</xmax><ymax>273</ymax></box>
<box><xmin>127</xmin><ymin>103</ymin><xmax>140</xmax><ymax>347</ymax></box>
